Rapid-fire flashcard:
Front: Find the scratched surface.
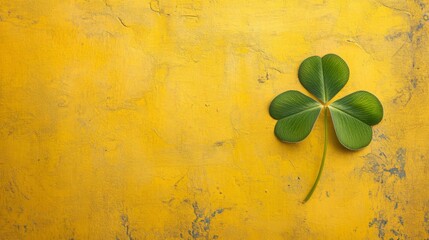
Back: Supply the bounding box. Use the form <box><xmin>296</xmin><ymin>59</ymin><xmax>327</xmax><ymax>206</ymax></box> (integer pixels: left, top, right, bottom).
<box><xmin>0</xmin><ymin>0</ymin><xmax>428</xmax><ymax>239</ymax></box>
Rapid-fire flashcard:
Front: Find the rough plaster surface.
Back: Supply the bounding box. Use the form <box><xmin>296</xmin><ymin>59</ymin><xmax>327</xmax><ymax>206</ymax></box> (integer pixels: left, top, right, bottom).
<box><xmin>0</xmin><ymin>0</ymin><xmax>428</xmax><ymax>239</ymax></box>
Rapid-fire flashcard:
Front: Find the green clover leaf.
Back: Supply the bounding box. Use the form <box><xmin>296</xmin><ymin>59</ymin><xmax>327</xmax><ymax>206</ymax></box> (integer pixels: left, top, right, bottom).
<box><xmin>269</xmin><ymin>54</ymin><xmax>383</xmax><ymax>203</ymax></box>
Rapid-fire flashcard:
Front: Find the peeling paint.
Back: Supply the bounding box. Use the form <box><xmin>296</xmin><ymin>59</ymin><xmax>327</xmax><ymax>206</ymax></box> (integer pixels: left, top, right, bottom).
<box><xmin>120</xmin><ymin>214</ymin><xmax>135</xmax><ymax>240</ymax></box>
<box><xmin>424</xmin><ymin>211</ymin><xmax>429</xmax><ymax>234</ymax></box>
<box><xmin>369</xmin><ymin>215</ymin><xmax>388</xmax><ymax>239</ymax></box>
<box><xmin>188</xmin><ymin>202</ymin><xmax>228</xmax><ymax>239</ymax></box>
<box><xmin>361</xmin><ymin>148</ymin><xmax>407</xmax><ymax>182</ymax></box>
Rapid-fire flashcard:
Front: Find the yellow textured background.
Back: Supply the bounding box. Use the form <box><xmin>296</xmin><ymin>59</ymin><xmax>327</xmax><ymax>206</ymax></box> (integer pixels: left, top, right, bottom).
<box><xmin>1</xmin><ymin>0</ymin><xmax>429</xmax><ymax>239</ymax></box>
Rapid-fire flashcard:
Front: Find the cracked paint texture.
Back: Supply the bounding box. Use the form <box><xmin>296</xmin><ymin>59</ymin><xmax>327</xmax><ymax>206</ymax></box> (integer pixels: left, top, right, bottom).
<box><xmin>1</xmin><ymin>0</ymin><xmax>429</xmax><ymax>239</ymax></box>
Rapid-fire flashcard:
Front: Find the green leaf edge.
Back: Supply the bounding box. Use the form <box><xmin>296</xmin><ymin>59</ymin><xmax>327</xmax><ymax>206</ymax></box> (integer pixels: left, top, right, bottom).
<box><xmin>273</xmin><ymin>105</ymin><xmax>323</xmax><ymax>143</ymax></box>
<box><xmin>269</xmin><ymin>90</ymin><xmax>322</xmax><ymax>120</ymax></box>
<box><xmin>330</xmin><ymin>90</ymin><xmax>384</xmax><ymax>126</ymax></box>
<box><xmin>327</xmin><ymin>106</ymin><xmax>372</xmax><ymax>150</ymax></box>
<box><xmin>328</xmin><ymin>90</ymin><xmax>383</xmax><ymax>150</ymax></box>
<box><xmin>298</xmin><ymin>53</ymin><xmax>350</xmax><ymax>104</ymax></box>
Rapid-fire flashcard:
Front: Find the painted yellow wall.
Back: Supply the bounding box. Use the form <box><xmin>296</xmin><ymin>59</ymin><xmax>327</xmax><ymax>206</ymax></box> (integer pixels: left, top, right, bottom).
<box><xmin>1</xmin><ymin>0</ymin><xmax>428</xmax><ymax>239</ymax></box>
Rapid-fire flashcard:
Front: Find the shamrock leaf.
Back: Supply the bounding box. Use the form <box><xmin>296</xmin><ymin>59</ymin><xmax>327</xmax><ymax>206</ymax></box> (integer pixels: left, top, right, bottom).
<box><xmin>329</xmin><ymin>91</ymin><xmax>383</xmax><ymax>150</ymax></box>
<box><xmin>298</xmin><ymin>54</ymin><xmax>349</xmax><ymax>103</ymax></box>
<box><xmin>269</xmin><ymin>54</ymin><xmax>383</xmax><ymax>203</ymax></box>
<box><xmin>269</xmin><ymin>91</ymin><xmax>322</xmax><ymax>142</ymax></box>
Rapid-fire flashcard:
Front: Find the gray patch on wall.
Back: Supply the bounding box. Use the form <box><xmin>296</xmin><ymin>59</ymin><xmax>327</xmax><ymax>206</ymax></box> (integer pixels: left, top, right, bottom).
<box><xmin>187</xmin><ymin>201</ymin><xmax>229</xmax><ymax>239</ymax></box>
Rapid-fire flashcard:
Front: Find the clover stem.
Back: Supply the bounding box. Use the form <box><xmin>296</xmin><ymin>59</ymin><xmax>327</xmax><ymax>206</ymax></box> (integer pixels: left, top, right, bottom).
<box><xmin>303</xmin><ymin>107</ymin><xmax>328</xmax><ymax>203</ymax></box>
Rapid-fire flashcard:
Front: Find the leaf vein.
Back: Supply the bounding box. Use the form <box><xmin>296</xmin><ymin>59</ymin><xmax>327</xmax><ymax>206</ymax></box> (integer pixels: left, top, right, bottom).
<box><xmin>328</xmin><ymin>105</ymin><xmax>369</xmax><ymax>126</ymax></box>
<box><xmin>280</xmin><ymin>106</ymin><xmax>322</xmax><ymax>120</ymax></box>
